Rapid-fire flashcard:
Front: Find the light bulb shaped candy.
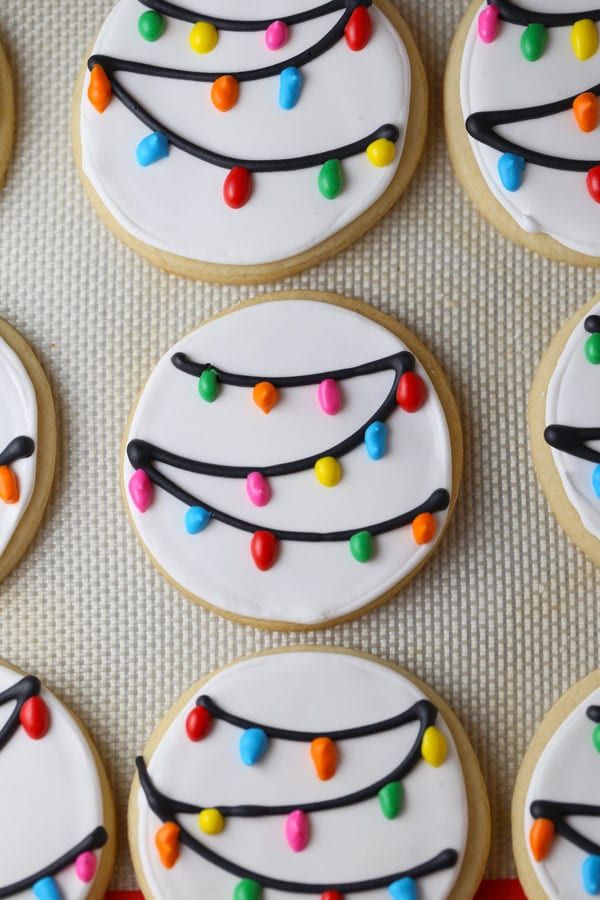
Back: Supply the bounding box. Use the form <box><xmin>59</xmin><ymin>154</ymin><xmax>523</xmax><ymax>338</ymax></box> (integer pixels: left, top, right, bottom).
<box><xmin>190</xmin><ymin>21</ymin><xmax>218</xmax><ymax>54</ymax></box>
<box><xmin>285</xmin><ymin>810</ymin><xmax>310</xmax><ymax>852</ymax></box>
<box><xmin>211</xmin><ymin>75</ymin><xmax>239</xmax><ymax>112</ymax></box>
<box><xmin>246</xmin><ymin>472</ymin><xmax>271</xmax><ymax>507</ymax></box>
<box><xmin>129</xmin><ymin>469</ymin><xmax>153</xmax><ymax>513</ymax></box>
<box><xmin>420</xmin><ymin>725</ymin><xmax>447</xmax><ymax>767</ymax></box>
<box><xmin>75</xmin><ymin>852</ymin><xmax>98</xmax><ymax>883</ymax></box>
<box><xmin>265</xmin><ymin>20</ymin><xmax>289</xmax><ymax>50</ymax></box>
<box><xmin>311</xmin><ymin>736</ymin><xmax>338</xmax><ymax>780</ymax></box>
<box><xmin>317</xmin><ymin>378</ymin><xmax>341</xmax><ymax>414</ymax></box>
<box><xmin>240</xmin><ymin>727</ymin><xmax>269</xmax><ymax>765</ymax></box>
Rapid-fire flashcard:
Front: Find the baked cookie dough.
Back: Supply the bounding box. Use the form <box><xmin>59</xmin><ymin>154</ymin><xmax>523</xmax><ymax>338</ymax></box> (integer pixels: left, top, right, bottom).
<box><xmin>74</xmin><ymin>0</ymin><xmax>427</xmax><ymax>284</ymax></box>
<box><xmin>530</xmin><ymin>294</ymin><xmax>600</xmax><ymax>566</ymax></box>
<box><xmin>121</xmin><ymin>292</ymin><xmax>462</xmax><ymax>630</ymax></box>
<box><xmin>0</xmin><ymin>34</ymin><xmax>13</xmax><ymax>189</ymax></box>
<box><xmin>513</xmin><ymin>670</ymin><xmax>600</xmax><ymax>899</ymax></box>
<box><xmin>129</xmin><ymin>647</ymin><xmax>491</xmax><ymax>899</ymax></box>
<box><xmin>446</xmin><ymin>1</ymin><xmax>600</xmax><ymax>265</ymax></box>
<box><xmin>0</xmin><ymin>318</ymin><xmax>56</xmax><ymax>583</ymax></box>
<box><xmin>0</xmin><ymin>659</ymin><xmax>116</xmax><ymax>899</ymax></box>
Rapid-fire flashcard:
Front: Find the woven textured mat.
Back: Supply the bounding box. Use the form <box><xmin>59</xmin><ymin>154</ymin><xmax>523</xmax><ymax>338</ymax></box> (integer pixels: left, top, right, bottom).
<box><xmin>1</xmin><ymin>0</ymin><xmax>600</xmax><ymax>887</ymax></box>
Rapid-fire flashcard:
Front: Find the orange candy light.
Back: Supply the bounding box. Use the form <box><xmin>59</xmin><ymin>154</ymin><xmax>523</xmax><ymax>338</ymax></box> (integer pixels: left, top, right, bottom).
<box><xmin>573</xmin><ymin>92</ymin><xmax>600</xmax><ymax>132</ymax></box>
<box><xmin>253</xmin><ymin>382</ymin><xmax>279</xmax><ymax>414</ymax></box>
<box><xmin>412</xmin><ymin>512</ymin><xmax>436</xmax><ymax>545</ymax></box>
<box><xmin>0</xmin><ymin>465</ymin><xmax>18</xmax><ymax>504</ymax></box>
<box><xmin>88</xmin><ymin>64</ymin><xmax>112</xmax><ymax>113</ymax></box>
<box><xmin>211</xmin><ymin>75</ymin><xmax>239</xmax><ymax>112</ymax></box>
<box><xmin>529</xmin><ymin>818</ymin><xmax>555</xmax><ymax>862</ymax></box>
<box><xmin>155</xmin><ymin>821</ymin><xmax>181</xmax><ymax>869</ymax></box>
<box><xmin>310</xmin><ymin>737</ymin><xmax>338</xmax><ymax>781</ymax></box>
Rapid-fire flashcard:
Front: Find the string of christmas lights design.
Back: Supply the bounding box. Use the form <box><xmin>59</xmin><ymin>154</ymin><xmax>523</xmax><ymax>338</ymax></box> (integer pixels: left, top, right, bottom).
<box><xmin>86</xmin><ymin>0</ymin><xmax>400</xmax><ymax>207</ymax></box>
<box><xmin>470</xmin><ymin>3</ymin><xmax>600</xmax><ymax>203</ymax></box>
<box><xmin>0</xmin><ymin>436</ymin><xmax>35</xmax><ymax>506</ymax></box>
<box><xmin>126</xmin><ymin>350</ymin><xmax>450</xmax><ymax>570</ymax></box>
<box><xmin>0</xmin><ymin>675</ymin><xmax>107</xmax><ymax>899</ymax></box>
<box><xmin>136</xmin><ymin>693</ymin><xmax>458</xmax><ymax>898</ymax></box>
<box><xmin>545</xmin><ymin>315</ymin><xmax>600</xmax><ymax>501</ymax></box>
<box><xmin>528</xmin><ymin>705</ymin><xmax>600</xmax><ymax>895</ymax></box>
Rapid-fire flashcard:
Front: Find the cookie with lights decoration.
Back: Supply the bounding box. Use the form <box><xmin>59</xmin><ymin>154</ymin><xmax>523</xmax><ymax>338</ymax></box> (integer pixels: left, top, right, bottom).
<box><xmin>0</xmin><ymin>659</ymin><xmax>116</xmax><ymax>900</ymax></box>
<box><xmin>74</xmin><ymin>0</ymin><xmax>427</xmax><ymax>283</ymax></box>
<box><xmin>129</xmin><ymin>647</ymin><xmax>491</xmax><ymax>900</ymax></box>
<box><xmin>121</xmin><ymin>293</ymin><xmax>462</xmax><ymax>629</ymax></box>
<box><xmin>0</xmin><ymin>318</ymin><xmax>56</xmax><ymax>583</ymax></box>
<box><xmin>446</xmin><ymin>1</ymin><xmax>600</xmax><ymax>265</ymax></box>
<box><xmin>530</xmin><ymin>293</ymin><xmax>600</xmax><ymax>567</ymax></box>
<box><xmin>512</xmin><ymin>670</ymin><xmax>600</xmax><ymax>898</ymax></box>
<box><xmin>0</xmin><ymin>32</ymin><xmax>13</xmax><ymax>189</ymax></box>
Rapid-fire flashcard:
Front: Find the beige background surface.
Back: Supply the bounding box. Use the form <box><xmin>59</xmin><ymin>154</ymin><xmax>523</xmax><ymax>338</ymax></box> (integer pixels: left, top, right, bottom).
<box><xmin>1</xmin><ymin>0</ymin><xmax>599</xmax><ymax>888</ymax></box>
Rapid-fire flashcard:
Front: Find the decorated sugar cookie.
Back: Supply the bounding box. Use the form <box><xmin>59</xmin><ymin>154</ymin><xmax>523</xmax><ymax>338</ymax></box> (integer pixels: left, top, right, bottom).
<box><xmin>129</xmin><ymin>648</ymin><xmax>491</xmax><ymax>899</ymax></box>
<box><xmin>0</xmin><ymin>660</ymin><xmax>116</xmax><ymax>899</ymax></box>
<box><xmin>513</xmin><ymin>670</ymin><xmax>600</xmax><ymax>899</ymax></box>
<box><xmin>530</xmin><ymin>294</ymin><xmax>600</xmax><ymax>565</ymax></box>
<box><xmin>446</xmin><ymin>1</ymin><xmax>600</xmax><ymax>264</ymax></box>
<box><xmin>0</xmin><ymin>319</ymin><xmax>56</xmax><ymax>583</ymax></box>
<box><xmin>74</xmin><ymin>0</ymin><xmax>427</xmax><ymax>283</ymax></box>
<box><xmin>0</xmin><ymin>34</ymin><xmax>13</xmax><ymax>189</ymax></box>
<box><xmin>121</xmin><ymin>294</ymin><xmax>461</xmax><ymax>629</ymax></box>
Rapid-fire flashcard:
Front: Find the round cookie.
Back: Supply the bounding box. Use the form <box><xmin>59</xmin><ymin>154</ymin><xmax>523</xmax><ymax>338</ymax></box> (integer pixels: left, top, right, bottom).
<box><xmin>0</xmin><ymin>659</ymin><xmax>116</xmax><ymax>899</ymax></box>
<box><xmin>530</xmin><ymin>294</ymin><xmax>600</xmax><ymax>566</ymax></box>
<box><xmin>446</xmin><ymin>1</ymin><xmax>600</xmax><ymax>265</ymax></box>
<box><xmin>0</xmin><ymin>318</ymin><xmax>56</xmax><ymax>583</ymax></box>
<box><xmin>121</xmin><ymin>292</ymin><xmax>462</xmax><ymax>630</ymax></box>
<box><xmin>73</xmin><ymin>0</ymin><xmax>427</xmax><ymax>284</ymax></box>
<box><xmin>129</xmin><ymin>647</ymin><xmax>491</xmax><ymax>900</ymax></box>
<box><xmin>513</xmin><ymin>670</ymin><xmax>600</xmax><ymax>899</ymax></box>
<box><xmin>0</xmin><ymin>34</ymin><xmax>13</xmax><ymax>189</ymax></box>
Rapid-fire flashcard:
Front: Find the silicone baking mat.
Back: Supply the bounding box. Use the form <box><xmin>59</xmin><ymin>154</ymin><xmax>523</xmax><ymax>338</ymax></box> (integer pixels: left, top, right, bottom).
<box><xmin>1</xmin><ymin>0</ymin><xmax>600</xmax><ymax>890</ymax></box>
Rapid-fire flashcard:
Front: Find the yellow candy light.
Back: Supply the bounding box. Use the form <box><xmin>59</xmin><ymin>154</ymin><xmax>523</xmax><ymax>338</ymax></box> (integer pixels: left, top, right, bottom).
<box><xmin>190</xmin><ymin>21</ymin><xmax>219</xmax><ymax>54</ymax></box>
<box><xmin>366</xmin><ymin>138</ymin><xmax>395</xmax><ymax>168</ymax></box>
<box><xmin>314</xmin><ymin>456</ymin><xmax>342</xmax><ymax>487</ymax></box>
<box><xmin>571</xmin><ymin>19</ymin><xmax>598</xmax><ymax>61</ymax></box>
<box><xmin>198</xmin><ymin>808</ymin><xmax>225</xmax><ymax>835</ymax></box>
<box><xmin>421</xmin><ymin>725</ymin><xmax>447</xmax><ymax>768</ymax></box>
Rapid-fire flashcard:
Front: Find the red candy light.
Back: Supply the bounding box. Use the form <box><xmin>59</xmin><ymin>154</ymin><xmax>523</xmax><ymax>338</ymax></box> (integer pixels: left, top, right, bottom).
<box><xmin>322</xmin><ymin>893</ymin><xmax>344</xmax><ymax>900</ymax></box>
<box><xmin>19</xmin><ymin>695</ymin><xmax>50</xmax><ymax>740</ymax></box>
<box><xmin>185</xmin><ymin>705</ymin><xmax>213</xmax><ymax>741</ymax></box>
<box><xmin>396</xmin><ymin>371</ymin><xmax>426</xmax><ymax>412</ymax></box>
<box><xmin>344</xmin><ymin>6</ymin><xmax>372</xmax><ymax>51</ymax></box>
<box><xmin>223</xmin><ymin>166</ymin><xmax>252</xmax><ymax>209</ymax></box>
<box><xmin>251</xmin><ymin>530</ymin><xmax>278</xmax><ymax>571</ymax></box>
<box><xmin>587</xmin><ymin>166</ymin><xmax>600</xmax><ymax>203</ymax></box>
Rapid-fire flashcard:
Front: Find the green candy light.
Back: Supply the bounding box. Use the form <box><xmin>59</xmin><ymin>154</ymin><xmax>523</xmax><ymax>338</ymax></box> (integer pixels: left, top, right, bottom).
<box><xmin>138</xmin><ymin>10</ymin><xmax>166</xmax><ymax>42</ymax></box>
<box><xmin>318</xmin><ymin>159</ymin><xmax>343</xmax><ymax>200</ymax></box>
<box><xmin>586</xmin><ymin>332</ymin><xmax>600</xmax><ymax>365</ymax></box>
<box><xmin>233</xmin><ymin>879</ymin><xmax>262</xmax><ymax>900</ymax></box>
<box><xmin>349</xmin><ymin>530</ymin><xmax>373</xmax><ymax>563</ymax></box>
<box><xmin>593</xmin><ymin>723</ymin><xmax>600</xmax><ymax>753</ymax></box>
<box><xmin>378</xmin><ymin>781</ymin><xmax>404</xmax><ymax>819</ymax></box>
<box><xmin>520</xmin><ymin>23</ymin><xmax>548</xmax><ymax>62</ymax></box>
<box><xmin>198</xmin><ymin>368</ymin><xmax>219</xmax><ymax>403</ymax></box>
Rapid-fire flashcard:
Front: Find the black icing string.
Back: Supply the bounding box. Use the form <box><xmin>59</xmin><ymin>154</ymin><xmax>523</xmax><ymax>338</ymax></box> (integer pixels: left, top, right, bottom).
<box><xmin>129</xmin><ymin>351</ymin><xmax>412</xmax><ymax>480</ymax></box>
<box><xmin>138</xmin><ymin>0</ymin><xmax>357</xmax><ymax>30</ymax></box>
<box><xmin>0</xmin><ymin>675</ymin><xmax>108</xmax><ymax>897</ymax></box>
<box><xmin>466</xmin><ymin>84</ymin><xmax>600</xmax><ymax>174</ymax></box>
<box><xmin>544</xmin><ymin>425</ymin><xmax>600</xmax><ymax>464</ymax></box>
<box><xmin>0</xmin><ymin>675</ymin><xmax>40</xmax><ymax>752</ymax></box>
<box><xmin>0</xmin><ymin>829</ymin><xmax>108</xmax><ymax>900</ymax></box>
<box><xmin>487</xmin><ymin>0</ymin><xmax>600</xmax><ymax>26</ymax></box>
<box><xmin>586</xmin><ymin>315</ymin><xmax>600</xmax><ymax>334</ymax></box>
<box><xmin>137</xmin><ymin>698</ymin><xmax>436</xmax><ymax>818</ymax></box>
<box><xmin>0</xmin><ymin>436</ymin><xmax>35</xmax><ymax>468</ymax></box>
<box><xmin>136</xmin><ymin>696</ymin><xmax>459</xmax><ymax>892</ymax></box>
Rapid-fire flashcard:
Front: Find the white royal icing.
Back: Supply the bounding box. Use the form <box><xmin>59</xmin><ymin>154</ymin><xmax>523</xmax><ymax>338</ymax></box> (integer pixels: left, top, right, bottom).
<box><xmin>460</xmin><ymin>2</ymin><xmax>600</xmax><ymax>258</ymax></box>
<box><xmin>0</xmin><ymin>335</ymin><xmax>37</xmax><ymax>557</ymax></box>
<box><xmin>80</xmin><ymin>0</ymin><xmax>411</xmax><ymax>266</ymax></box>
<box><xmin>123</xmin><ymin>300</ymin><xmax>453</xmax><ymax>626</ymax></box>
<box><xmin>134</xmin><ymin>650</ymin><xmax>469</xmax><ymax>899</ymax></box>
<box><xmin>0</xmin><ymin>663</ymin><xmax>107</xmax><ymax>899</ymax></box>
<box><xmin>524</xmin><ymin>685</ymin><xmax>600</xmax><ymax>900</ymax></box>
<box><xmin>545</xmin><ymin>300</ymin><xmax>600</xmax><ymax>541</ymax></box>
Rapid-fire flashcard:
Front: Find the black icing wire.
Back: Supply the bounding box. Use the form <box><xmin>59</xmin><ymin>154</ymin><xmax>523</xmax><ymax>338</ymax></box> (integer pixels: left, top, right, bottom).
<box><xmin>0</xmin><ymin>436</ymin><xmax>35</xmax><ymax>468</ymax></box>
<box><xmin>138</xmin><ymin>0</ymin><xmax>357</xmax><ymax>30</ymax></box>
<box><xmin>0</xmin><ymin>676</ymin><xmax>108</xmax><ymax>898</ymax></box>
<box><xmin>136</xmin><ymin>696</ymin><xmax>459</xmax><ymax>892</ymax></box>
<box><xmin>488</xmin><ymin>0</ymin><xmax>600</xmax><ymax>27</ymax></box>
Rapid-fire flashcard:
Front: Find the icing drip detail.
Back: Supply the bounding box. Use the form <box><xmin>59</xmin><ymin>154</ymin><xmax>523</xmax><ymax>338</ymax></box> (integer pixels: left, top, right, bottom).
<box><xmin>0</xmin><ymin>676</ymin><xmax>107</xmax><ymax>897</ymax></box>
<box><xmin>136</xmin><ymin>695</ymin><xmax>460</xmax><ymax>892</ymax></box>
